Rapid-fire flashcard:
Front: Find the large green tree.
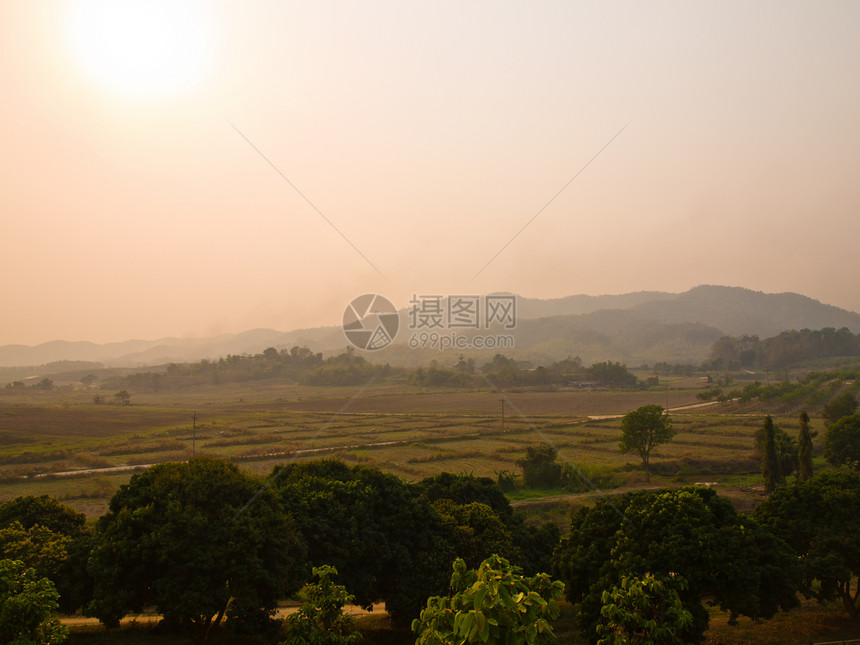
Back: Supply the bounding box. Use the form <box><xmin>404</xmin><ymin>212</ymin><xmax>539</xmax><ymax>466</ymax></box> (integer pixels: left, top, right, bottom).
<box><xmin>553</xmin><ymin>487</ymin><xmax>800</xmax><ymax>643</ymax></box>
<box><xmin>755</xmin><ymin>471</ymin><xmax>860</xmax><ymax>617</ymax></box>
<box><xmin>823</xmin><ymin>413</ymin><xmax>860</xmax><ymax>469</ymax></box>
<box><xmin>619</xmin><ymin>405</ymin><xmax>674</xmax><ymax>482</ymax></box>
<box><xmin>273</xmin><ymin>460</ymin><xmax>450</xmax><ymax>625</ymax></box>
<box><xmin>87</xmin><ymin>457</ymin><xmax>305</xmax><ymax>641</ymax></box>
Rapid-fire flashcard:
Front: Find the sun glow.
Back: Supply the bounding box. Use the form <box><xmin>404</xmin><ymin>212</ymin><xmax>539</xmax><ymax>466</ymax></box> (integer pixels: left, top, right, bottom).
<box><xmin>65</xmin><ymin>0</ymin><xmax>215</xmax><ymax>100</ymax></box>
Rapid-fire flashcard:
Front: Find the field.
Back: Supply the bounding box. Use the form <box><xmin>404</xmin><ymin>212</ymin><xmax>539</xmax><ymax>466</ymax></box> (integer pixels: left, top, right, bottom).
<box><xmin>0</xmin><ymin>376</ymin><xmax>826</xmax><ymax>519</ymax></box>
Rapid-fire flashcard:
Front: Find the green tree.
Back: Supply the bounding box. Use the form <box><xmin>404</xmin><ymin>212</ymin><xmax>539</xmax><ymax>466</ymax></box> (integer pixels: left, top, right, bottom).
<box><xmin>595</xmin><ymin>574</ymin><xmax>694</xmax><ymax>645</ymax></box>
<box><xmin>797</xmin><ymin>411</ymin><xmax>815</xmax><ymax>480</ymax></box>
<box><xmin>761</xmin><ymin>416</ymin><xmax>784</xmax><ymax>493</ymax></box>
<box><xmin>754</xmin><ymin>419</ymin><xmax>797</xmax><ymax>478</ymax></box>
<box><xmin>755</xmin><ymin>471</ymin><xmax>860</xmax><ymax>617</ymax></box>
<box><xmin>35</xmin><ymin>379</ymin><xmax>53</xmax><ymax>391</ymax></box>
<box><xmin>553</xmin><ymin>487</ymin><xmax>800</xmax><ymax>643</ymax></box>
<box><xmin>823</xmin><ymin>413</ymin><xmax>860</xmax><ymax>469</ymax></box>
<box><xmin>0</xmin><ymin>559</ymin><xmax>68</xmax><ymax>645</ymax></box>
<box><xmin>273</xmin><ymin>460</ymin><xmax>449</xmax><ymax>625</ymax></box>
<box><xmin>87</xmin><ymin>457</ymin><xmax>306</xmax><ymax>641</ymax></box>
<box><xmin>822</xmin><ymin>390</ymin><xmax>858</xmax><ymax>424</ymax></box>
<box><xmin>282</xmin><ymin>566</ymin><xmax>361</xmax><ymax>645</ymax></box>
<box><xmin>0</xmin><ymin>496</ymin><xmax>93</xmax><ymax>614</ymax></box>
<box><xmin>516</xmin><ymin>445</ymin><xmax>563</xmax><ymax>488</ymax></box>
<box><xmin>619</xmin><ymin>406</ymin><xmax>674</xmax><ymax>482</ymax></box>
<box><xmin>413</xmin><ymin>472</ymin><xmax>561</xmax><ymax>577</ymax></box>
<box><xmin>431</xmin><ymin>501</ymin><xmax>517</xmax><ymax>570</ymax></box>
<box><xmin>0</xmin><ymin>496</ymin><xmax>87</xmax><ymax>537</ymax></box>
<box><xmin>412</xmin><ymin>554</ymin><xmax>564</xmax><ymax>645</ymax></box>
<box><xmin>113</xmin><ymin>390</ymin><xmax>130</xmax><ymax>406</ymax></box>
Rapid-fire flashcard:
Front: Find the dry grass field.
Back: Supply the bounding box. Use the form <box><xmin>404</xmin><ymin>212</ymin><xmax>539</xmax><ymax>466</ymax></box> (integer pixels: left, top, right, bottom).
<box><xmin>0</xmin><ymin>378</ymin><xmax>826</xmax><ymax>518</ymax></box>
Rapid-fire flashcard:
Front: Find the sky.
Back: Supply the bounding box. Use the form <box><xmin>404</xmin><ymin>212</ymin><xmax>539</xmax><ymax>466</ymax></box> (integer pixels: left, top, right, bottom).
<box><xmin>1</xmin><ymin>1</ymin><xmax>859</xmax><ymax>347</ymax></box>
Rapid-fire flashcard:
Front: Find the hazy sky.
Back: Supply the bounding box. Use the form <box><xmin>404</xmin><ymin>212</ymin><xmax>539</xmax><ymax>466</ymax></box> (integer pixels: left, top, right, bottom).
<box><xmin>2</xmin><ymin>1</ymin><xmax>859</xmax><ymax>346</ymax></box>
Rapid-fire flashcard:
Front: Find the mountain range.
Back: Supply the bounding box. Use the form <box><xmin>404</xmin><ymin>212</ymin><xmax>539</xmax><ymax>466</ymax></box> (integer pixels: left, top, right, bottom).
<box><xmin>3</xmin><ymin>285</ymin><xmax>860</xmax><ymax>373</ymax></box>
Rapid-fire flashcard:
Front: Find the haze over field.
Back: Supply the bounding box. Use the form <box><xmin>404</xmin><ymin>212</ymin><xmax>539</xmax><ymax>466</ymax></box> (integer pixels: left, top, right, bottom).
<box><xmin>2</xmin><ymin>1</ymin><xmax>859</xmax><ymax>346</ymax></box>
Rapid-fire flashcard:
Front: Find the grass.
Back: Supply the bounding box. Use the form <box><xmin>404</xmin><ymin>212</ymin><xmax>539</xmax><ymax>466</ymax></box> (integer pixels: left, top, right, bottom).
<box><xmin>1</xmin><ymin>380</ymin><xmax>831</xmax><ymax>518</ymax></box>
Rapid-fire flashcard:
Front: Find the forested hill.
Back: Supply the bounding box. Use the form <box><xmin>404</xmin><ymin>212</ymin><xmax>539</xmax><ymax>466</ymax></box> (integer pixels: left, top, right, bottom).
<box><xmin>2</xmin><ymin>286</ymin><xmax>859</xmax><ymax>368</ymax></box>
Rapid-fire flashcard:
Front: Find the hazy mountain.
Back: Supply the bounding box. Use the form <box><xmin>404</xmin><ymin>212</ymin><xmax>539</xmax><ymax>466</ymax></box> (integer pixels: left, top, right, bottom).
<box><xmin>625</xmin><ymin>285</ymin><xmax>860</xmax><ymax>337</ymax></box>
<box><xmin>2</xmin><ymin>286</ymin><xmax>859</xmax><ymax>369</ymax></box>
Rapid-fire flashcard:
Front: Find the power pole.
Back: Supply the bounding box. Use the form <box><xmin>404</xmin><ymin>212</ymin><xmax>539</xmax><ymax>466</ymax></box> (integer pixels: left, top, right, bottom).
<box><xmin>501</xmin><ymin>399</ymin><xmax>505</xmax><ymax>432</ymax></box>
<box><xmin>192</xmin><ymin>411</ymin><xmax>197</xmax><ymax>456</ymax></box>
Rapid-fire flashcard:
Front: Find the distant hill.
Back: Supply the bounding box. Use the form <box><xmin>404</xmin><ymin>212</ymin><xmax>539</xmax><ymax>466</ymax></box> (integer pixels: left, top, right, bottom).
<box><xmin>625</xmin><ymin>285</ymin><xmax>860</xmax><ymax>337</ymax></box>
<box><xmin>2</xmin><ymin>286</ymin><xmax>859</xmax><ymax>370</ymax></box>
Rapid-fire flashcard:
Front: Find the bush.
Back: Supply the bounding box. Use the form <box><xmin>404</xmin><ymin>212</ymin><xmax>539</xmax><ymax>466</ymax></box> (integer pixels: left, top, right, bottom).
<box><xmin>412</xmin><ymin>554</ymin><xmax>564</xmax><ymax>645</ymax></box>
<box><xmin>282</xmin><ymin>566</ymin><xmax>361</xmax><ymax>645</ymax></box>
<box><xmin>517</xmin><ymin>445</ymin><xmax>563</xmax><ymax>489</ymax></box>
<box><xmin>0</xmin><ymin>559</ymin><xmax>68</xmax><ymax>645</ymax></box>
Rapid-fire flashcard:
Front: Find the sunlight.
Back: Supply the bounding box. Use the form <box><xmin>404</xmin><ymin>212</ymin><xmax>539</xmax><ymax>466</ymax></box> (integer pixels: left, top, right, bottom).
<box><xmin>65</xmin><ymin>0</ymin><xmax>214</xmax><ymax>100</ymax></box>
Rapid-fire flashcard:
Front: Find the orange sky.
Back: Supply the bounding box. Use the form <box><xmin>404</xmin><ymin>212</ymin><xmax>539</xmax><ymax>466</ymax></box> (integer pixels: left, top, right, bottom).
<box><xmin>1</xmin><ymin>1</ymin><xmax>859</xmax><ymax>346</ymax></box>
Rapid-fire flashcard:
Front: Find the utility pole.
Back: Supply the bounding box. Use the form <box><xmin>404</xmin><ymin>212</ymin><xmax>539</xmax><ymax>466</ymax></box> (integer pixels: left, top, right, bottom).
<box><xmin>192</xmin><ymin>411</ymin><xmax>197</xmax><ymax>456</ymax></box>
<box><xmin>501</xmin><ymin>399</ymin><xmax>505</xmax><ymax>432</ymax></box>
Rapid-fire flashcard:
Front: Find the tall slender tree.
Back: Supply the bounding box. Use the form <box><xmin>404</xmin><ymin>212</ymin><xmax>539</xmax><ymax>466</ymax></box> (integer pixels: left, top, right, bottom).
<box><xmin>762</xmin><ymin>415</ymin><xmax>785</xmax><ymax>493</ymax></box>
<box><xmin>797</xmin><ymin>411</ymin><xmax>815</xmax><ymax>481</ymax></box>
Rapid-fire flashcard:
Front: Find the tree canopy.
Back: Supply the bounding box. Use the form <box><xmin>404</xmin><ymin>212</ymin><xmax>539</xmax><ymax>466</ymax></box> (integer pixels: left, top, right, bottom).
<box><xmin>755</xmin><ymin>471</ymin><xmax>860</xmax><ymax>617</ymax></box>
<box><xmin>272</xmin><ymin>460</ymin><xmax>450</xmax><ymax>625</ymax></box>
<box><xmin>553</xmin><ymin>486</ymin><xmax>800</xmax><ymax>643</ymax></box>
<box><xmin>87</xmin><ymin>457</ymin><xmax>306</xmax><ymax>641</ymax></box>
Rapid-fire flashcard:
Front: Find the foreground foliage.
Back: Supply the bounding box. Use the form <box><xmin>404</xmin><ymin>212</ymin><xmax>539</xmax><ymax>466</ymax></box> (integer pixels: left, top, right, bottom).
<box><xmin>0</xmin><ymin>496</ymin><xmax>93</xmax><ymax>614</ymax></box>
<box><xmin>596</xmin><ymin>573</ymin><xmax>693</xmax><ymax>645</ymax></box>
<box><xmin>282</xmin><ymin>565</ymin><xmax>361</xmax><ymax>645</ymax></box>
<box><xmin>412</xmin><ymin>554</ymin><xmax>564</xmax><ymax>645</ymax></box>
<box><xmin>0</xmin><ymin>558</ymin><xmax>68</xmax><ymax>645</ymax></box>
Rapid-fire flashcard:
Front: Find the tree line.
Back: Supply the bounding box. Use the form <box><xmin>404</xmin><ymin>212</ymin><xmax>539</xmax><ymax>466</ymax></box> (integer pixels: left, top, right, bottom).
<box><xmin>705</xmin><ymin>327</ymin><xmax>860</xmax><ymax>371</ymax></box>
